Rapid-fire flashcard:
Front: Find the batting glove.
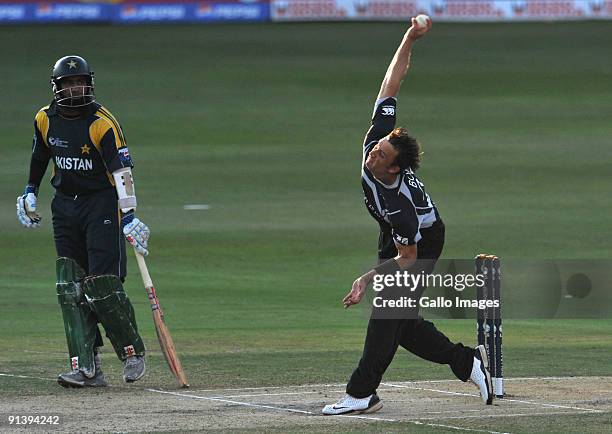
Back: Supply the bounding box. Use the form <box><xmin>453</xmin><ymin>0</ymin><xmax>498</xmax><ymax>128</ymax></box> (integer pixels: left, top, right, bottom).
<box><xmin>122</xmin><ymin>212</ymin><xmax>150</xmax><ymax>256</ymax></box>
<box><xmin>16</xmin><ymin>185</ymin><xmax>41</xmax><ymax>228</ymax></box>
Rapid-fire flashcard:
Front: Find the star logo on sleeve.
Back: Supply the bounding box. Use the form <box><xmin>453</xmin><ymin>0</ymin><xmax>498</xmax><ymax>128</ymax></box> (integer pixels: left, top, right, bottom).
<box><xmin>67</xmin><ymin>60</ymin><xmax>78</xmax><ymax>69</ymax></box>
<box><xmin>81</xmin><ymin>144</ymin><xmax>91</xmax><ymax>155</ymax></box>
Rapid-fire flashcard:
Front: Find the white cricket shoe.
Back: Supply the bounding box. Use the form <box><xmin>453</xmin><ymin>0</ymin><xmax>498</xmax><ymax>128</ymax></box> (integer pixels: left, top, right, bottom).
<box><xmin>322</xmin><ymin>393</ymin><xmax>382</xmax><ymax>415</ymax></box>
<box><xmin>470</xmin><ymin>345</ymin><xmax>493</xmax><ymax>405</ymax></box>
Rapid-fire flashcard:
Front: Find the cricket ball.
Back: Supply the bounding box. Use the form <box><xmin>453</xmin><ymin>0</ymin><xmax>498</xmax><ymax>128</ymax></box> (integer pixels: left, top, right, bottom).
<box><xmin>415</xmin><ymin>14</ymin><xmax>431</xmax><ymax>28</ymax></box>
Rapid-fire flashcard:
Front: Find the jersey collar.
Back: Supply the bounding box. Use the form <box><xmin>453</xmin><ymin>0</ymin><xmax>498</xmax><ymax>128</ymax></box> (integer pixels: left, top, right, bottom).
<box><xmin>48</xmin><ymin>100</ymin><xmax>98</xmax><ymax>118</ymax></box>
<box><xmin>374</xmin><ymin>173</ymin><xmax>400</xmax><ymax>189</ymax></box>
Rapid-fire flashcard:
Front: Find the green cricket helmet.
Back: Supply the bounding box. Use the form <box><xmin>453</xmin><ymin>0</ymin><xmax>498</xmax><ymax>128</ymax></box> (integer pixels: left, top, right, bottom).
<box><xmin>51</xmin><ymin>55</ymin><xmax>95</xmax><ymax>107</ymax></box>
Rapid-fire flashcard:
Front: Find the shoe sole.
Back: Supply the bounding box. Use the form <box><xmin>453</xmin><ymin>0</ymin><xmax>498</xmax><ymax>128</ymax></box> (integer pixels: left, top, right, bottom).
<box><xmin>476</xmin><ymin>345</ymin><xmax>494</xmax><ymax>405</ymax></box>
<box><xmin>57</xmin><ymin>377</ymin><xmax>85</xmax><ymax>388</ymax></box>
<box><xmin>85</xmin><ymin>379</ymin><xmax>108</xmax><ymax>387</ymax></box>
<box><xmin>58</xmin><ymin>376</ymin><xmax>107</xmax><ymax>388</ymax></box>
<box><xmin>357</xmin><ymin>400</ymin><xmax>383</xmax><ymax>414</ymax></box>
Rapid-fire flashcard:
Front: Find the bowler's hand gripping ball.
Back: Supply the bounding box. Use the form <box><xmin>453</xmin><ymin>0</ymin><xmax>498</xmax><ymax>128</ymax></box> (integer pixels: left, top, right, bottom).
<box><xmin>415</xmin><ymin>14</ymin><xmax>431</xmax><ymax>28</ymax></box>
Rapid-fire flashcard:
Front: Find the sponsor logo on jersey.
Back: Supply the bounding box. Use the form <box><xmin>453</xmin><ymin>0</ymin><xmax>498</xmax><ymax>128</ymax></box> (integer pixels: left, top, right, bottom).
<box><xmin>55</xmin><ymin>156</ymin><xmax>93</xmax><ymax>171</ymax></box>
<box><xmin>49</xmin><ymin>137</ymin><xmax>69</xmax><ymax>148</ymax></box>
<box><xmin>381</xmin><ymin>105</ymin><xmax>395</xmax><ymax>116</ymax></box>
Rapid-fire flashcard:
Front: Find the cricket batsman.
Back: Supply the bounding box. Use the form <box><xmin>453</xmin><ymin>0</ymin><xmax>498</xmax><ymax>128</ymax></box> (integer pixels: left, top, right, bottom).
<box><xmin>322</xmin><ymin>18</ymin><xmax>494</xmax><ymax>414</ymax></box>
<box><xmin>16</xmin><ymin>55</ymin><xmax>150</xmax><ymax>387</ymax></box>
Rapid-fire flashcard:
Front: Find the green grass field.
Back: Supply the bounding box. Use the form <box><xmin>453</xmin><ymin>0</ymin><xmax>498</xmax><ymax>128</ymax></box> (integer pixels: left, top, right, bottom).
<box><xmin>1</xmin><ymin>22</ymin><xmax>611</xmax><ymax>432</ymax></box>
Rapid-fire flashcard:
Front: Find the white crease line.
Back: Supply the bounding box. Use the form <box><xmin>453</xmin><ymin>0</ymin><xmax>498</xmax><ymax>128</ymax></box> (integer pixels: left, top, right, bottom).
<box><xmin>180</xmin><ymin>376</ymin><xmax>612</xmax><ymax>394</ymax></box>
<box><xmin>0</xmin><ymin>373</ymin><xmax>55</xmax><ymax>381</ymax></box>
<box><xmin>410</xmin><ymin>421</ymin><xmax>508</xmax><ymax>434</ymax></box>
<box><xmin>340</xmin><ymin>415</ymin><xmax>505</xmax><ymax>433</ymax></box>
<box><xmin>208</xmin><ymin>390</ymin><xmax>346</xmax><ymax>399</ymax></box>
<box><xmin>394</xmin><ymin>376</ymin><xmax>610</xmax><ymax>384</ymax></box>
<box><xmin>342</xmin><ymin>414</ymin><xmax>398</xmax><ymax>422</ymax></box>
<box><xmin>416</xmin><ymin>410</ymin><xmax>600</xmax><ymax>421</ymax></box>
<box><xmin>381</xmin><ymin>382</ymin><xmax>602</xmax><ymax>413</ymax></box>
<box><xmin>147</xmin><ymin>388</ymin><xmax>503</xmax><ymax>433</ymax></box>
<box><xmin>0</xmin><ymin>375</ymin><xmax>345</xmax><ymax>395</ymax></box>
<box><xmin>206</xmin><ymin>386</ymin><xmax>407</xmax><ymax>399</ymax></box>
<box><xmin>500</xmin><ymin>397</ymin><xmax>602</xmax><ymax>413</ymax></box>
<box><xmin>383</xmin><ymin>382</ymin><xmax>478</xmax><ymax>398</ymax></box>
<box><xmin>147</xmin><ymin>389</ymin><xmax>395</xmax><ymax>422</ymax></box>
<box><xmin>147</xmin><ymin>388</ymin><xmax>314</xmax><ymax>415</ymax></box>
<box><xmin>502</xmin><ymin>376</ymin><xmax>612</xmax><ymax>382</ymax></box>
<box><xmin>393</xmin><ymin>407</ymin><xmax>526</xmax><ymax>414</ymax></box>
<box><xmin>204</xmin><ymin>392</ymin><xmax>536</xmax><ymax>420</ymax></box>
<box><xmin>350</xmin><ymin>417</ymin><xmax>505</xmax><ymax>434</ymax></box>
<box><xmin>176</xmin><ymin>383</ymin><xmax>348</xmax><ymax>393</ymax></box>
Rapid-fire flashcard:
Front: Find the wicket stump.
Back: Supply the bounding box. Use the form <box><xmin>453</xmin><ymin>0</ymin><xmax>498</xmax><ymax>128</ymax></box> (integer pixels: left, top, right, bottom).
<box><xmin>475</xmin><ymin>254</ymin><xmax>504</xmax><ymax>398</ymax></box>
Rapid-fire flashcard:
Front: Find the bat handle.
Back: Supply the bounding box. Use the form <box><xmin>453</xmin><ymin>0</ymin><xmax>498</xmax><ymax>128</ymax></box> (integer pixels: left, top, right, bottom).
<box><xmin>134</xmin><ymin>249</ymin><xmax>154</xmax><ymax>288</ymax></box>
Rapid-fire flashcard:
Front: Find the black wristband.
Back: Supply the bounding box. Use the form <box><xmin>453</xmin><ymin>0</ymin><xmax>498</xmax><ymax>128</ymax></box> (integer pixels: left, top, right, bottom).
<box><xmin>374</xmin><ymin>258</ymin><xmax>400</xmax><ymax>276</ymax></box>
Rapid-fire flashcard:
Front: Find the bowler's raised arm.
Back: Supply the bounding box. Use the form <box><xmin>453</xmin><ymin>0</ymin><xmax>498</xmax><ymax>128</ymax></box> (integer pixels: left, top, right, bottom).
<box><xmin>377</xmin><ymin>17</ymin><xmax>432</xmax><ymax>100</ymax></box>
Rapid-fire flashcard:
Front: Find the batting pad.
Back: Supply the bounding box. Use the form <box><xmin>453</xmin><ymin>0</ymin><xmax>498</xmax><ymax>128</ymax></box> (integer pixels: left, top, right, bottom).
<box><xmin>56</xmin><ymin>257</ymin><xmax>99</xmax><ymax>377</ymax></box>
<box><xmin>83</xmin><ymin>275</ymin><xmax>145</xmax><ymax>360</ymax></box>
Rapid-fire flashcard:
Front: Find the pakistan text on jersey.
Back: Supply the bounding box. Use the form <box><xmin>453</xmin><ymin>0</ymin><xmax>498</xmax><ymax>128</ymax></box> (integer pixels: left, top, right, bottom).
<box><xmin>55</xmin><ymin>156</ymin><xmax>93</xmax><ymax>171</ymax></box>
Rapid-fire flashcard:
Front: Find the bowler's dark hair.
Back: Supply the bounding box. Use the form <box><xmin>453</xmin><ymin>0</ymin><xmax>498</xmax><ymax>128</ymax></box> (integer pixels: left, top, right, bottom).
<box><xmin>388</xmin><ymin>127</ymin><xmax>421</xmax><ymax>171</ymax></box>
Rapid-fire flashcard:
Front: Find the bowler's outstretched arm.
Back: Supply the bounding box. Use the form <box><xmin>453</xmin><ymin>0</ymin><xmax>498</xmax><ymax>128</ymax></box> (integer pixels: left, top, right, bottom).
<box><xmin>377</xmin><ymin>17</ymin><xmax>432</xmax><ymax>100</ymax></box>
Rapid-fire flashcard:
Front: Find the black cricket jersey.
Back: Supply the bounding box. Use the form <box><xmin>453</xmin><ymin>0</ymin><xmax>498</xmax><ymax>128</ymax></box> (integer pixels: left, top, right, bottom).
<box><xmin>361</xmin><ymin>97</ymin><xmax>440</xmax><ymax>247</ymax></box>
<box><xmin>31</xmin><ymin>101</ymin><xmax>133</xmax><ymax>196</ymax></box>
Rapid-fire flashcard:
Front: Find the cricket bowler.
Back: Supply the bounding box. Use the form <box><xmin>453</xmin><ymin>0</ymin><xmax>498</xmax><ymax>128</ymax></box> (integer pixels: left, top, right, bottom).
<box><xmin>16</xmin><ymin>55</ymin><xmax>150</xmax><ymax>387</ymax></box>
<box><xmin>322</xmin><ymin>18</ymin><xmax>494</xmax><ymax>415</ymax></box>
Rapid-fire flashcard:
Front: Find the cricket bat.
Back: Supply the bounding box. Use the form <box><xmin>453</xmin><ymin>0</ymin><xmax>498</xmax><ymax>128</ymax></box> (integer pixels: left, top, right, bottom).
<box><xmin>134</xmin><ymin>251</ymin><xmax>189</xmax><ymax>388</ymax></box>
